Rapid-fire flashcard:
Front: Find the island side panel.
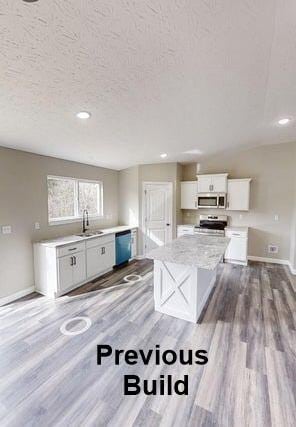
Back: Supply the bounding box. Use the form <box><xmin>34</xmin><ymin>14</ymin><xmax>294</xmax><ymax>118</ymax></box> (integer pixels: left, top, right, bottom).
<box><xmin>195</xmin><ymin>267</ymin><xmax>217</xmax><ymax>320</ymax></box>
<box><xmin>153</xmin><ymin>260</ymin><xmax>218</xmax><ymax>323</ymax></box>
<box><xmin>153</xmin><ymin>260</ymin><xmax>199</xmax><ymax>322</ymax></box>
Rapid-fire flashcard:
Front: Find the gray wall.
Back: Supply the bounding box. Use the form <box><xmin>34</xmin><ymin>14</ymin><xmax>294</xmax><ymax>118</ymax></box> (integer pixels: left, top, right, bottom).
<box><xmin>181</xmin><ymin>141</ymin><xmax>296</xmax><ymax>262</ymax></box>
<box><xmin>0</xmin><ymin>147</ymin><xmax>119</xmax><ymax>299</ymax></box>
<box><xmin>118</xmin><ymin>162</ymin><xmax>181</xmax><ymax>254</ymax></box>
<box><xmin>118</xmin><ymin>166</ymin><xmax>139</xmax><ymax>227</ymax></box>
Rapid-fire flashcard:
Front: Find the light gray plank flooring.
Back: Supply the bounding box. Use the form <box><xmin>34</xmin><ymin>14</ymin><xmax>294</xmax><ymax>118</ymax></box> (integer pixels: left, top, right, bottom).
<box><xmin>0</xmin><ymin>259</ymin><xmax>295</xmax><ymax>427</ymax></box>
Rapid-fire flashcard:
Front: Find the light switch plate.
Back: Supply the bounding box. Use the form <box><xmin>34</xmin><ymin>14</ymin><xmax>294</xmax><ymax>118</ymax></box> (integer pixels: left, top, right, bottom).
<box><xmin>35</xmin><ymin>222</ymin><xmax>40</xmax><ymax>230</ymax></box>
<box><xmin>2</xmin><ymin>225</ymin><xmax>12</xmax><ymax>234</ymax></box>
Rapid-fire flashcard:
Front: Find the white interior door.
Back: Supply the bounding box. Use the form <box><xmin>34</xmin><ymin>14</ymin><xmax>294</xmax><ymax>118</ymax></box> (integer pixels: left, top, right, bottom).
<box><xmin>143</xmin><ymin>182</ymin><xmax>173</xmax><ymax>254</ymax></box>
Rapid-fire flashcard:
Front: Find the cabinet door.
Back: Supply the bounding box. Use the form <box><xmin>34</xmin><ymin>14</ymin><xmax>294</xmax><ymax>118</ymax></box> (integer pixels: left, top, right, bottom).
<box><xmin>225</xmin><ymin>237</ymin><xmax>247</xmax><ymax>262</ymax></box>
<box><xmin>58</xmin><ymin>255</ymin><xmax>73</xmax><ymax>291</ymax></box>
<box><xmin>212</xmin><ymin>175</ymin><xmax>227</xmax><ymax>192</ymax></box>
<box><xmin>99</xmin><ymin>242</ymin><xmax>115</xmax><ymax>272</ymax></box>
<box><xmin>86</xmin><ymin>246</ymin><xmax>102</xmax><ymax>278</ymax></box>
<box><xmin>197</xmin><ymin>176</ymin><xmax>212</xmax><ymax>193</ymax></box>
<box><xmin>73</xmin><ymin>251</ymin><xmax>86</xmax><ymax>285</ymax></box>
<box><xmin>181</xmin><ymin>181</ymin><xmax>198</xmax><ymax>209</ymax></box>
<box><xmin>227</xmin><ymin>180</ymin><xmax>250</xmax><ymax>211</ymax></box>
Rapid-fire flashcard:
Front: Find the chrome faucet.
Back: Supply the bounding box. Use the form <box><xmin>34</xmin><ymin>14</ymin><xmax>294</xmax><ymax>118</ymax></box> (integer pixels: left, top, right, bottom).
<box><xmin>82</xmin><ymin>209</ymin><xmax>89</xmax><ymax>234</ymax></box>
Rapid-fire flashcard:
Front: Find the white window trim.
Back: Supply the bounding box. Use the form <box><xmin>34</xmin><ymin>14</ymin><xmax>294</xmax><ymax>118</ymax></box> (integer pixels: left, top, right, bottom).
<box><xmin>47</xmin><ymin>175</ymin><xmax>104</xmax><ymax>225</ymax></box>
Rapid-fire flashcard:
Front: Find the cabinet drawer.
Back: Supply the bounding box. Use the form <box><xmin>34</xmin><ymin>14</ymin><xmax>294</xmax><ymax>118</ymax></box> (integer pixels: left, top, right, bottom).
<box><xmin>177</xmin><ymin>226</ymin><xmax>194</xmax><ymax>236</ymax></box>
<box><xmin>57</xmin><ymin>241</ymin><xmax>85</xmax><ymax>258</ymax></box>
<box><xmin>226</xmin><ymin>230</ymin><xmax>248</xmax><ymax>238</ymax></box>
<box><xmin>86</xmin><ymin>233</ymin><xmax>115</xmax><ymax>249</ymax></box>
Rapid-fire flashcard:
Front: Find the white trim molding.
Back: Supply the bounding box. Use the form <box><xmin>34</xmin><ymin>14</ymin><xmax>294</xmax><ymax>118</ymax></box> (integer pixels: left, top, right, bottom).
<box><xmin>288</xmin><ymin>262</ymin><xmax>296</xmax><ymax>275</ymax></box>
<box><xmin>0</xmin><ymin>286</ymin><xmax>35</xmax><ymax>307</ymax></box>
<box><xmin>248</xmin><ymin>256</ymin><xmax>296</xmax><ymax>275</ymax></box>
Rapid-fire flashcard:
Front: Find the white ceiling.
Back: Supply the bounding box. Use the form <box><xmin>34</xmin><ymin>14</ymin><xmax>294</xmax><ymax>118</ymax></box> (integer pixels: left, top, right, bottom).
<box><xmin>0</xmin><ymin>0</ymin><xmax>296</xmax><ymax>170</ymax></box>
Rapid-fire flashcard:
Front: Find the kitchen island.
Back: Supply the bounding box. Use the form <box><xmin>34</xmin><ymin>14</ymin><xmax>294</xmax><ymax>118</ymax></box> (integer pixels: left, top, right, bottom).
<box><xmin>147</xmin><ymin>234</ymin><xmax>230</xmax><ymax>323</ymax></box>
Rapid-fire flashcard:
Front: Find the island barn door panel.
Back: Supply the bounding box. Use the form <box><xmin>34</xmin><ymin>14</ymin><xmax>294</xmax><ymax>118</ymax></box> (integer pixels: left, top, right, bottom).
<box><xmin>142</xmin><ymin>182</ymin><xmax>173</xmax><ymax>254</ymax></box>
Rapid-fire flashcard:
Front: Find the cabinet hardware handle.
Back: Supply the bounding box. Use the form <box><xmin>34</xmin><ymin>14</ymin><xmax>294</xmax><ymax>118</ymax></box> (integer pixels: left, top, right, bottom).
<box><xmin>68</xmin><ymin>248</ymin><xmax>77</xmax><ymax>251</ymax></box>
<box><xmin>166</xmin><ymin>223</ymin><xmax>170</xmax><ymax>226</ymax></box>
<box><xmin>101</xmin><ymin>247</ymin><xmax>105</xmax><ymax>255</ymax></box>
<box><xmin>70</xmin><ymin>256</ymin><xmax>73</xmax><ymax>266</ymax></box>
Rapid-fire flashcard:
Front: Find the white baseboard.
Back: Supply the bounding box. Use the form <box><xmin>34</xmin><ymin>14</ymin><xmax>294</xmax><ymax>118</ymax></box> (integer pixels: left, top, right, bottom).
<box><xmin>288</xmin><ymin>262</ymin><xmax>296</xmax><ymax>275</ymax></box>
<box><xmin>248</xmin><ymin>255</ymin><xmax>296</xmax><ymax>275</ymax></box>
<box><xmin>0</xmin><ymin>286</ymin><xmax>35</xmax><ymax>307</ymax></box>
<box><xmin>248</xmin><ymin>255</ymin><xmax>288</xmax><ymax>265</ymax></box>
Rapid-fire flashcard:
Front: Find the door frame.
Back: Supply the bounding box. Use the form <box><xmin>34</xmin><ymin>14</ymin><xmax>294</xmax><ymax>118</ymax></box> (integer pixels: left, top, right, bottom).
<box><xmin>142</xmin><ymin>181</ymin><xmax>173</xmax><ymax>255</ymax></box>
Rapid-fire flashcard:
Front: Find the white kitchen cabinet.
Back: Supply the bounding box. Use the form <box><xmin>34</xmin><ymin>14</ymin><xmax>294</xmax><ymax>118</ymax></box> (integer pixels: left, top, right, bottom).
<box><xmin>227</xmin><ymin>179</ymin><xmax>251</xmax><ymax>211</ymax></box>
<box><xmin>34</xmin><ymin>233</ymin><xmax>116</xmax><ymax>297</ymax></box>
<box><xmin>197</xmin><ymin>174</ymin><xmax>228</xmax><ymax>193</ymax></box>
<box><xmin>177</xmin><ymin>225</ymin><xmax>195</xmax><ymax>237</ymax></box>
<box><xmin>57</xmin><ymin>248</ymin><xmax>86</xmax><ymax>292</ymax></box>
<box><xmin>58</xmin><ymin>255</ymin><xmax>74</xmax><ymax>291</ymax></box>
<box><xmin>181</xmin><ymin>181</ymin><xmax>198</xmax><ymax>209</ymax></box>
<box><xmin>131</xmin><ymin>229</ymin><xmax>137</xmax><ymax>258</ymax></box>
<box><xmin>55</xmin><ymin>247</ymin><xmax>87</xmax><ymax>293</ymax></box>
<box><xmin>86</xmin><ymin>246</ymin><xmax>100</xmax><ymax>279</ymax></box>
<box><xmin>73</xmin><ymin>251</ymin><xmax>87</xmax><ymax>285</ymax></box>
<box><xmin>86</xmin><ymin>235</ymin><xmax>115</xmax><ymax>278</ymax></box>
<box><xmin>224</xmin><ymin>227</ymin><xmax>248</xmax><ymax>265</ymax></box>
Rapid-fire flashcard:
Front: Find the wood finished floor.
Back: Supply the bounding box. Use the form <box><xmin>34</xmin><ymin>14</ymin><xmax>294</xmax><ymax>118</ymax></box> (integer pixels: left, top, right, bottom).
<box><xmin>0</xmin><ymin>259</ymin><xmax>295</xmax><ymax>427</ymax></box>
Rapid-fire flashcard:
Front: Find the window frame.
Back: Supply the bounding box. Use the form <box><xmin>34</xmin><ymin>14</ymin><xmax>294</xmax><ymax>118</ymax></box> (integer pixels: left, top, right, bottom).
<box><xmin>47</xmin><ymin>175</ymin><xmax>104</xmax><ymax>225</ymax></box>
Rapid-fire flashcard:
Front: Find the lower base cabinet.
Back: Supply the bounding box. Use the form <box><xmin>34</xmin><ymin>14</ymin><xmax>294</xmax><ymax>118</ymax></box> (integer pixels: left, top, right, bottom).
<box><xmin>34</xmin><ymin>233</ymin><xmax>116</xmax><ymax>298</ymax></box>
<box><xmin>58</xmin><ymin>251</ymin><xmax>86</xmax><ymax>292</ymax></box>
<box><xmin>177</xmin><ymin>225</ymin><xmax>194</xmax><ymax>237</ymax></box>
<box><xmin>87</xmin><ymin>241</ymin><xmax>115</xmax><ymax>278</ymax></box>
<box><xmin>224</xmin><ymin>227</ymin><xmax>248</xmax><ymax>266</ymax></box>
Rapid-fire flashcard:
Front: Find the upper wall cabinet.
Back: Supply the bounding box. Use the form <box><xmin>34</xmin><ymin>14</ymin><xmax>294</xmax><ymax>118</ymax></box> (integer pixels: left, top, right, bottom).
<box><xmin>197</xmin><ymin>174</ymin><xmax>228</xmax><ymax>193</ymax></box>
<box><xmin>181</xmin><ymin>181</ymin><xmax>198</xmax><ymax>209</ymax></box>
<box><xmin>227</xmin><ymin>179</ymin><xmax>251</xmax><ymax>211</ymax></box>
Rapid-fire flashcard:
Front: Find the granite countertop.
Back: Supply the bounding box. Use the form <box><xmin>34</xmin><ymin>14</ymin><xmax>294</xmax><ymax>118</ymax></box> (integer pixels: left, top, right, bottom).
<box><xmin>146</xmin><ymin>234</ymin><xmax>230</xmax><ymax>270</ymax></box>
<box><xmin>36</xmin><ymin>225</ymin><xmax>137</xmax><ymax>248</ymax></box>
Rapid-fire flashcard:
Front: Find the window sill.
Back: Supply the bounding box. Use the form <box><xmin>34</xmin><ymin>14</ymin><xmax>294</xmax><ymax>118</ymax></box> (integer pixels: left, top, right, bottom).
<box><xmin>49</xmin><ymin>215</ymin><xmax>104</xmax><ymax>226</ymax></box>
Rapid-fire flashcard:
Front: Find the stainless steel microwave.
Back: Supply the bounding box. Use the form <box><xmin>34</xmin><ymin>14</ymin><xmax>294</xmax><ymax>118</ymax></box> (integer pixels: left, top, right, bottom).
<box><xmin>197</xmin><ymin>193</ymin><xmax>226</xmax><ymax>209</ymax></box>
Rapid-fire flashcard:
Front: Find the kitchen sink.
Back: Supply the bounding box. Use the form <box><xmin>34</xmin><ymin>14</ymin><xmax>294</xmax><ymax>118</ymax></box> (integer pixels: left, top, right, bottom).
<box><xmin>75</xmin><ymin>230</ymin><xmax>104</xmax><ymax>237</ymax></box>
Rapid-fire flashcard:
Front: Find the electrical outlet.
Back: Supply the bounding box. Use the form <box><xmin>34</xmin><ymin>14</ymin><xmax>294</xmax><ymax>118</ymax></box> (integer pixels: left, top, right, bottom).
<box><xmin>274</xmin><ymin>214</ymin><xmax>279</xmax><ymax>221</ymax></box>
<box><xmin>268</xmin><ymin>244</ymin><xmax>278</xmax><ymax>254</ymax></box>
<box><xmin>2</xmin><ymin>225</ymin><xmax>12</xmax><ymax>234</ymax></box>
<box><xmin>35</xmin><ymin>222</ymin><xmax>40</xmax><ymax>230</ymax></box>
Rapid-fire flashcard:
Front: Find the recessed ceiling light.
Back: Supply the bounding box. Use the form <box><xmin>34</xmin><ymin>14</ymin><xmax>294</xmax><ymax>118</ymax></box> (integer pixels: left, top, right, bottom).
<box><xmin>76</xmin><ymin>111</ymin><xmax>91</xmax><ymax>119</ymax></box>
<box><xmin>278</xmin><ymin>118</ymin><xmax>290</xmax><ymax>125</ymax></box>
<box><xmin>160</xmin><ymin>153</ymin><xmax>168</xmax><ymax>158</ymax></box>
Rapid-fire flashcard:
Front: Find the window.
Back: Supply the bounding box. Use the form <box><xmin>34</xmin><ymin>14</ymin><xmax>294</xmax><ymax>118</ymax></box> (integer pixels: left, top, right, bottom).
<box><xmin>48</xmin><ymin>176</ymin><xmax>103</xmax><ymax>224</ymax></box>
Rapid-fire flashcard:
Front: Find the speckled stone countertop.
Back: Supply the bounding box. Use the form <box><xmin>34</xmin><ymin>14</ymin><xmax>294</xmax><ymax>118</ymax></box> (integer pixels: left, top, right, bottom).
<box><xmin>146</xmin><ymin>235</ymin><xmax>230</xmax><ymax>270</ymax></box>
<box><xmin>36</xmin><ymin>225</ymin><xmax>137</xmax><ymax>248</ymax></box>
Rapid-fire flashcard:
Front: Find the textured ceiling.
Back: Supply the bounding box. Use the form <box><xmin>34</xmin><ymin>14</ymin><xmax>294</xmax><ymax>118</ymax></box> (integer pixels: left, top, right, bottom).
<box><xmin>0</xmin><ymin>0</ymin><xmax>296</xmax><ymax>170</ymax></box>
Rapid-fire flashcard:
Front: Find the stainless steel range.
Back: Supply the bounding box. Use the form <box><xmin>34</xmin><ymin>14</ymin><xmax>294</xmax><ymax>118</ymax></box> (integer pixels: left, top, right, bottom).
<box><xmin>194</xmin><ymin>215</ymin><xmax>228</xmax><ymax>236</ymax></box>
